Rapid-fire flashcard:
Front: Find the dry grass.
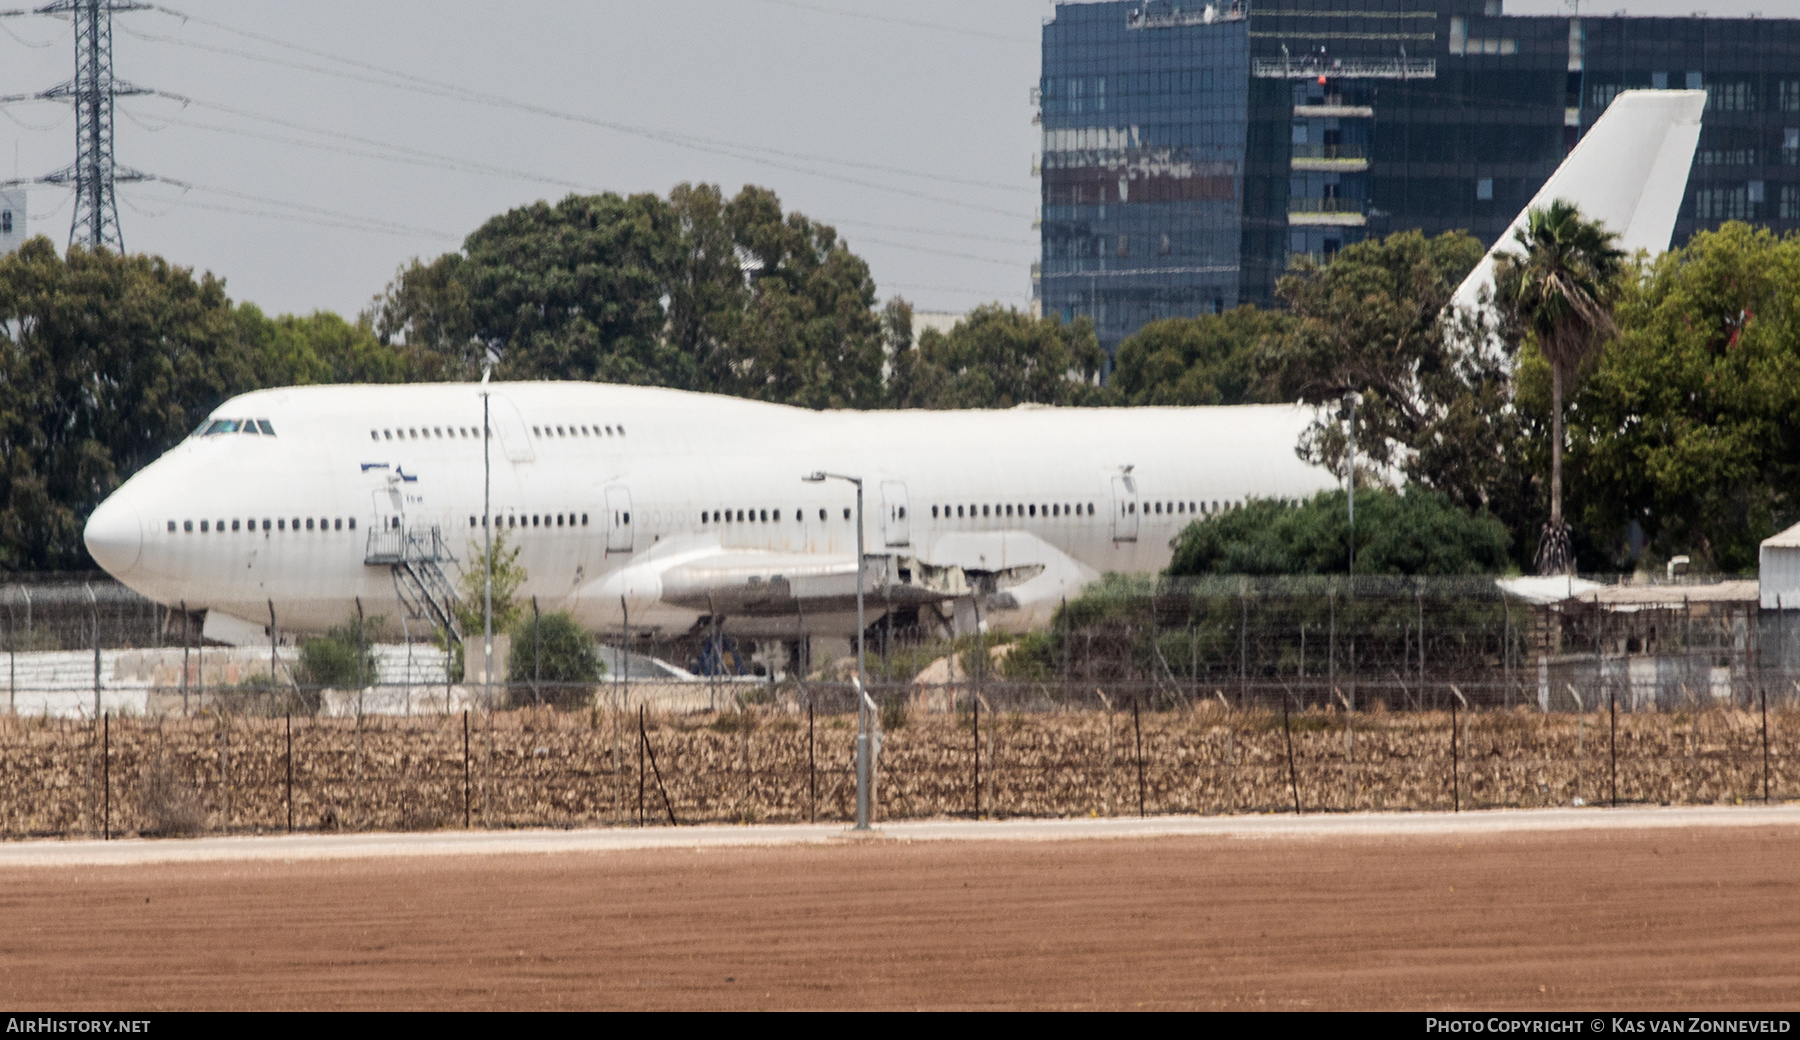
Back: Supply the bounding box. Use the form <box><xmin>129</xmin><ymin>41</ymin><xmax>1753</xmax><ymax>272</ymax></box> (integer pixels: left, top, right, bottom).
<box><xmin>0</xmin><ymin>704</ymin><xmax>1792</xmax><ymax>836</ymax></box>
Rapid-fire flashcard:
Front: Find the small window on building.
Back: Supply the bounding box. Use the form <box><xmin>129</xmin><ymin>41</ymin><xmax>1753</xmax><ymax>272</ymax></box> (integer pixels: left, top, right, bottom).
<box><xmin>470</xmin><ymin>516</ymin><xmax>478</xmax><ymax>527</ymax></box>
<box><xmin>508</xmin><ymin>515</ymin><xmax>516</xmax><ymax>528</ymax></box>
<box><xmin>617</xmin><ymin>426</ymin><xmax>626</xmax><ymax>436</ymax></box>
<box><xmin>819</xmin><ymin>508</ymin><xmax>827</xmax><ymax>521</ymax></box>
<box><xmin>737</xmin><ymin>510</ymin><xmax>745</xmax><ymax>522</ymax></box>
<box><xmin>167</xmin><ymin>520</ymin><xmax>176</xmax><ymax>532</ymax></box>
<box><xmin>1</xmin><ymin>211</ymin><xmax>10</xmax><ymax>234</ymax></box>
<box><xmin>184</xmin><ymin>520</ymin><xmax>193</xmax><ymax>532</ymax></box>
<box><xmin>532</xmin><ymin>426</ymin><xmax>541</xmax><ymax>436</ymax></box>
<box><xmin>408</xmin><ymin>429</ymin><xmax>418</xmax><ymax>439</ymax></box>
<box><xmin>305</xmin><ymin>518</ymin><xmax>314</xmax><ymax>530</ymax></box>
<box><xmin>231</xmin><ymin>519</ymin><xmax>239</xmax><ymax>531</ymax></box>
<box><xmin>843</xmin><ymin>507</ymin><xmax>852</xmax><ymax>520</ymax></box>
<box><xmin>262</xmin><ymin>519</ymin><xmax>271</xmax><ymax>531</ymax></box>
<box><xmin>348</xmin><ymin>517</ymin><xmax>355</xmax><ymax>530</ymax></box>
<box><xmin>757</xmin><ymin>509</ymin><xmax>765</xmax><ymax>522</ymax></box>
<box><xmin>334</xmin><ymin>518</ymin><xmax>343</xmax><ymax>530</ymax></box>
<box><xmin>581</xmin><ymin>513</ymin><xmax>588</xmax><ymax>525</ymax></box>
<box><xmin>1687</xmin><ymin>72</ymin><xmax>1704</xmax><ymax>91</ymax></box>
<box><xmin>383</xmin><ymin>430</ymin><xmax>393</xmax><ymax>440</ymax></box>
<box><xmin>1028</xmin><ymin>504</ymin><xmax>1036</xmax><ymax>517</ymax></box>
<box><xmin>1476</xmin><ymin>178</ymin><xmax>1494</xmax><ymax>201</ymax></box>
<box><xmin>200</xmin><ymin>520</ymin><xmax>209</xmax><ymax>533</ymax></box>
<box><xmin>931</xmin><ymin>505</ymin><xmax>939</xmax><ymax>518</ymax></box>
<box><xmin>370</xmin><ymin>430</ymin><xmax>379</xmax><ymax>441</ymax></box>
<box><xmin>982</xmin><ymin>505</ymin><xmax>990</xmax><ymax>517</ymax></box>
<box><xmin>605</xmin><ymin>426</ymin><xmax>614</xmax><ymax>435</ymax></box>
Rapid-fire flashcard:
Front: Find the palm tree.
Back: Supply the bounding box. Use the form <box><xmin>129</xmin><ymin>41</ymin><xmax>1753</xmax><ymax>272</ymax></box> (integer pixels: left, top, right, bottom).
<box><xmin>1496</xmin><ymin>200</ymin><xmax>1625</xmax><ymax>575</ymax></box>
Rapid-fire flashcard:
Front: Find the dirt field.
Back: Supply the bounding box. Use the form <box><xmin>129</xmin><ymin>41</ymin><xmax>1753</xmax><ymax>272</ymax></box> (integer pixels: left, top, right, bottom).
<box><xmin>5</xmin><ymin>824</ymin><xmax>1799</xmax><ymax>1010</ymax></box>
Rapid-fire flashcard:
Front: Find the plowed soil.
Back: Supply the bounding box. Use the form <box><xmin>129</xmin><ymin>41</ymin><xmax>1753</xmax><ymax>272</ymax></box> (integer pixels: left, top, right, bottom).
<box><xmin>5</xmin><ymin>825</ymin><xmax>1799</xmax><ymax>1010</ymax></box>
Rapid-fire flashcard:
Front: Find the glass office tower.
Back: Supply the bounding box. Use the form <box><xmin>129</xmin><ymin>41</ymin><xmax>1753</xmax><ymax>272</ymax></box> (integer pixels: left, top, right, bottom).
<box><xmin>1038</xmin><ymin>0</ymin><xmax>1800</xmax><ymax>357</ymax></box>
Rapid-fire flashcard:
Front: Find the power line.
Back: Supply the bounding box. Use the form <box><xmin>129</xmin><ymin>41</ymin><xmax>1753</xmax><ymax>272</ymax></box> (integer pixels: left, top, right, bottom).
<box><xmin>848</xmin><ymin>234</ymin><xmax>1024</xmax><ymax>268</ymax></box>
<box><xmin>132</xmin><ymin>8</ymin><xmax>1035</xmax><ymax>207</ymax></box>
<box><xmin>119</xmin><ymin>187</ymin><xmax>455</xmax><ymax>239</ymax></box>
<box><xmin>886</xmin><ymin>282</ymin><xmax>1030</xmax><ymax>300</ymax></box>
<box><xmin>744</xmin><ymin>0</ymin><xmax>1035</xmax><ymax>44</ymax></box>
<box><xmin>148</xmin><ymin>176</ymin><xmax>455</xmax><ymax>238</ymax></box>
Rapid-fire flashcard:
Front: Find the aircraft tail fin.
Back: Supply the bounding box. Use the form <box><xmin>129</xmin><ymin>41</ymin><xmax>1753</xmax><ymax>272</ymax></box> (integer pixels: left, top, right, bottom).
<box><xmin>1449</xmin><ymin>89</ymin><xmax>1706</xmax><ymax>318</ymax></box>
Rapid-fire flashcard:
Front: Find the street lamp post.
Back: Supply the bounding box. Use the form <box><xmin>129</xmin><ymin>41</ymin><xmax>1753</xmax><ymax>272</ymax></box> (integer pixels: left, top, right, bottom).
<box><xmin>803</xmin><ymin>470</ymin><xmax>873</xmax><ymax>830</ymax></box>
<box><xmin>481</xmin><ymin>380</ymin><xmax>494</xmax><ymax>714</ymax></box>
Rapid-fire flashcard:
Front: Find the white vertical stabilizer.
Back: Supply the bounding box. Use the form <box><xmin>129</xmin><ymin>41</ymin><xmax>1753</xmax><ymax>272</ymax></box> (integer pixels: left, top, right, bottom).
<box><xmin>1450</xmin><ymin>89</ymin><xmax>1706</xmax><ymax>318</ymax></box>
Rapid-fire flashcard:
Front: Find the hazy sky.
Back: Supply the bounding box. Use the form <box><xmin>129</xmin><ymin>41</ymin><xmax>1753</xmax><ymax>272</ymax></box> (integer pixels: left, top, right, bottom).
<box><xmin>0</xmin><ymin>0</ymin><xmax>1774</xmax><ymax>320</ymax></box>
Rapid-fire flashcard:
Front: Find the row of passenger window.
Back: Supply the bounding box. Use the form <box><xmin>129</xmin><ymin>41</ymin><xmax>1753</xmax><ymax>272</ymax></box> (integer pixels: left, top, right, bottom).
<box><xmin>702</xmin><ymin>507</ymin><xmax>854</xmax><ymax>524</ymax></box>
<box><xmin>372</xmin><ymin>425</ymin><xmax>485</xmax><ymax>442</ymax></box>
<box><xmin>169</xmin><ymin>517</ymin><xmax>352</xmax><ymax>533</ymax></box>
<box><xmin>195</xmin><ymin>418</ymin><xmax>276</xmax><ymax>437</ymax></box>
<box><xmin>468</xmin><ymin>513</ymin><xmax>590</xmax><ymax>529</ymax></box>
<box><xmin>1121</xmin><ymin>500</ymin><xmax>1239</xmax><ymax>516</ymax></box>
<box><xmin>934</xmin><ymin>502</ymin><xmax>1096</xmax><ymax>519</ymax></box>
<box><xmin>532</xmin><ymin>422</ymin><xmax>625</xmax><ymax>438</ymax></box>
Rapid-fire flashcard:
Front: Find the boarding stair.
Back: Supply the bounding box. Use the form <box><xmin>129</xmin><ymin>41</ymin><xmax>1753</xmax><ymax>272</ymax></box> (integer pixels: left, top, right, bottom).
<box><xmin>364</xmin><ymin>525</ymin><xmax>463</xmax><ymax>644</ymax></box>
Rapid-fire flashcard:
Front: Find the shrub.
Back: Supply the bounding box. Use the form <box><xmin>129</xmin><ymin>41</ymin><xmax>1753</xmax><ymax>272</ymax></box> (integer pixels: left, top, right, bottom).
<box><xmin>138</xmin><ymin>756</ymin><xmax>206</xmax><ymax>837</ymax></box>
<box><xmin>508</xmin><ymin>610</ymin><xmax>604</xmax><ymax>708</ymax></box>
<box><xmin>298</xmin><ymin>613</ymin><xmax>380</xmax><ymax>689</ymax></box>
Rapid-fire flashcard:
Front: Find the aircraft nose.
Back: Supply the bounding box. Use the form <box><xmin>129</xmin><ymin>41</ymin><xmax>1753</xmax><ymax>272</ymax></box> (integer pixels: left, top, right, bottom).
<box><xmin>84</xmin><ymin>494</ymin><xmax>143</xmax><ymax>577</ymax></box>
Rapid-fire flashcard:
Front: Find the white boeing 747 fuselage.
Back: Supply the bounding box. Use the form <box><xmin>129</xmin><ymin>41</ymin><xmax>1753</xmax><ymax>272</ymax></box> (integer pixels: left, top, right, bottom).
<box><xmin>83</xmin><ymin>381</ymin><xmax>1332</xmax><ymax>643</ymax></box>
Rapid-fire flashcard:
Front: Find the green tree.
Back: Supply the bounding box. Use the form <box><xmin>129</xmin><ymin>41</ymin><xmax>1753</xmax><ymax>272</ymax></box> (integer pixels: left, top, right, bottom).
<box><xmin>1108</xmin><ymin>305</ymin><xmax>1290</xmax><ymax>406</ymax></box>
<box><xmin>453</xmin><ymin>527</ymin><xmax>527</xmax><ymax>637</ymax></box>
<box><xmin>1268</xmin><ymin>230</ymin><xmax>1509</xmax><ymax>513</ymax></box>
<box><xmin>365</xmin><ymin>252</ymin><xmax>480</xmax><ymax>378</ymax></box>
<box><xmin>369</xmin><ymin>184</ymin><xmax>890</xmax><ymax>408</ymax></box>
<box><xmin>508</xmin><ymin>610</ymin><xmax>605</xmax><ymax>707</ymax></box>
<box><xmin>1560</xmin><ymin>223</ymin><xmax>1800</xmax><ymax>572</ymax></box>
<box><xmin>297</xmin><ymin>612</ymin><xmax>382</xmax><ymax>689</ymax></box>
<box><xmin>0</xmin><ymin>239</ymin><xmax>264</xmax><ymax>570</ymax></box>
<box><xmin>1165</xmin><ymin>488</ymin><xmax>1511</xmax><ymax>577</ymax></box>
<box><xmin>888</xmin><ymin>305</ymin><xmax>1105</xmax><ymax>408</ymax></box>
<box><xmin>1495</xmin><ymin>200</ymin><xmax>1625</xmax><ymax>574</ymax></box>
<box><xmin>235</xmin><ymin>305</ymin><xmax>419</xmax><ymax>385</ymax></box>
<box><xmin>465</xmin><ymin>192</ymin><xmax>689</xmax><ymax>385</ymax></box>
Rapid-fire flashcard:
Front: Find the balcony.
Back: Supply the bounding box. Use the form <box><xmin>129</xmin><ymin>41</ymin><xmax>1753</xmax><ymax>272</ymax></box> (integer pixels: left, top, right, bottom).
<box><xmin>1290</xmin><ymin>143</ymin><xmax>1368</xmax><ymax>172</ymax></box>
<box><xmin>1293</xmin><ymin>104</ymin><xmax>1374</xmax><ymax>119</ymax></box>
<box><xmin>1287</xmin><ymin>198</ymin><xmax>1367</xmax><ymax>227</ymax></box>
<box><xmin>1253</xmin><ymin>58</ymin><xmax>1434</xmax><ymax>81</ymax></box>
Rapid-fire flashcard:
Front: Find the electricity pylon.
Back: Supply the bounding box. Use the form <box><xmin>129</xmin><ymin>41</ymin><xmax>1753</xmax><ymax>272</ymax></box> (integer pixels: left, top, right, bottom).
<box><xmin>4</xmin><ymin>1</ymin><xmax>153</xmax><ymax>250</ymax></box>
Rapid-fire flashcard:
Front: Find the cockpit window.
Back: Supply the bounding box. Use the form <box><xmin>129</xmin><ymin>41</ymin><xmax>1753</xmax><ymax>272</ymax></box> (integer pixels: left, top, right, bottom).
<box><xmin>197</xmin><ymin>418</ymin><xmax>276</xmax><ymax>438</ymax></box>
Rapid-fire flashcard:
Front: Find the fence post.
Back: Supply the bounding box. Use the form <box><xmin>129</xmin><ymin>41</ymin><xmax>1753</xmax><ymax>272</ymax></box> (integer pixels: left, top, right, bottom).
<box><xmin>1610</xmin><ymin>684</ymin><xmax>1618</xmax><ymax>808</ymax></box>
<box><xmin>102</xmin><ymin>711</ymin><xmax>109</xmax><ymax>841</ymax></box>
<box><xmin>1133</xmin><ymin>696</ymin><xmax>1145</xmax><ymax>819</ymax></box>
<box><xmin>972</xmin><ymin>691</ymin><xmax>981</xmax><ymax>820</ymax></box>
<box><xmin>1450</xmin><ymin>685</ymin><xmax>1470</xmax><ymax>813</ymax></box>
<box><xmin>286</xmin><ymin>712</ymin><xmax>293</xmax><ymax>833</ymax></box>
<box><xmin>1282</xmin><ymin>693</ymin><xmax>1301</xmax><ymax>815</ymax></box>
<box><xmin>638</xmin><ymin>705</ymin><xmax>677</xmax><ymax>826</ymax></box>
<box><xmin>1761</xmin><ymin>682</ymin><xmax>1772</xmax><ymax>804</ymax></box>
<box><xmin>807</xmin><ymin>701</ymin><xmax>816</xmax><ymax>824</ymax></box>
<box><xmin>637</xmin><ymin>705</ymin><xmax>647</xmax><ymax>826</ymax></box>
<box><xmin>462</xmin><ymin>709</ymin><xmax>470</xmax><ymax>828</ymax></box>
<box><xmin>88</xmin><ymin>584</ymin><xmax>100</xmax><ymax>721</ymax></box>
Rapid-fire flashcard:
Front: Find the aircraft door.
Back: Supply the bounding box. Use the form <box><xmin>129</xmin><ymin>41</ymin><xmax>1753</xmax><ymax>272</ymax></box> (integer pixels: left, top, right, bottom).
<box><xmin>485</xmin><ymin>394</ymin><xmax>536</xmax><ymax>463</ymax></box>
<box><xmin>1110</xmin><ymin>473</ymin><xmax>1139</xmax><ymax>543</ymax></box>
<box><xmin>881</xmin><ymin>480</ymin><xmax>910</xmax><ymax>547</ymax></box>
<box><xmin>371</xmin><ymin>476</ymin><xmax>405</xmax><ymax>532</ymax></box>
<box><xmin>605</xmin><ymin>485</ymin><xmax>633</xmax><ymax>553</ymax></box>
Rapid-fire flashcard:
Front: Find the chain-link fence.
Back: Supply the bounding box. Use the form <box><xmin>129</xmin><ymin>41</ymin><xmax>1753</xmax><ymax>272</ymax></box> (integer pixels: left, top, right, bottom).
<box><xmin>3</xmin><ymin>697</ymin><xmax>1793</xmax><ymax>839</ymax></box>
<box><xmin>5</xmin><ymin>572</ymin><xmax>1798</xmax><ymax>837</ymax></box>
